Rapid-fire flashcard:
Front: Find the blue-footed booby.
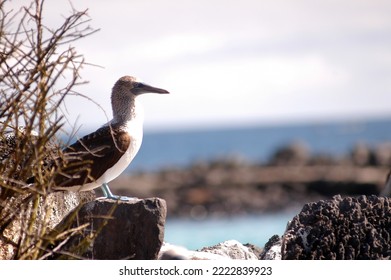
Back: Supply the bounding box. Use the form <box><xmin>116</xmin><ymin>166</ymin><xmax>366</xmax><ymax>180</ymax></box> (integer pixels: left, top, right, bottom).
<box><xmin>53</xmin><ymin>76</ymin><xmax>169</xmax><ymax>199</ymax></box>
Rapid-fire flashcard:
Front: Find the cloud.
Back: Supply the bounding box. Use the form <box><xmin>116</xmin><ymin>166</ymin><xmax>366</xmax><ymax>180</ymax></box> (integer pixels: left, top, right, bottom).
<box><xmin>7</xmin><ymin>0</ymin><xmax>391</xmax><ymax>131</ymax></box>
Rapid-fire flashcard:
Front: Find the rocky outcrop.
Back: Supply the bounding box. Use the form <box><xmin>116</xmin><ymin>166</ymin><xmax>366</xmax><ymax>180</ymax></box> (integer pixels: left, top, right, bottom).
<box><xmin>199</xmin><ymin>240</ymin><xmax>259</xmax><ymax>260</ymax></box>
<box><xmin>49</xmin><ymin>197</ymin><xmax>167</xmax><ymax>260</ymax></box>
<box><xmin>159</xmin><ymin>243</ymin><xmax>229</xmax><ymax>260</ymax></box>
<box><xmin>0</xmin><ymin>191</ymin><xmax>96</xmax><ymax>260</ymax></box>
<box><xmin>260</xmin><ymin>235</ymin><xmax>282</xmax><ymax>260</ymax></box>
<box><xmin>159</xmin><ymin>195</ymin><xmax>391</xmax><ymax>260</ymax></box>
<box><xmin>159</xmin><ymin>240</ymin><xmax>260</xmax><ymax>260</ymax></box>
<box><xmin>282</xmin><ymin>195</ymin><xmax>391</xmax><ymax>259</ymax></box>
<box><xmin>0</xmin><ymin>191</ymin><xmax>167</xmax><ymax>260</ymax></box>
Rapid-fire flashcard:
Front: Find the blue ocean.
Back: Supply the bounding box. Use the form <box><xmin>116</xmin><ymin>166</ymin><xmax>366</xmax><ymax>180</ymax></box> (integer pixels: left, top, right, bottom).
<box><xmin>164</xmin><ymin>213</ymin><xmax>295</xmax><ymax>251</ymax></box>
<box><xmin>131</xmin><ymin>118</ymin><xmax>391</xmax><ymax>172</ymax></box>
<box><xmin>126</xmin><ymin>118</ymin><xmax>391</xmax><ymax>250</ymax></box>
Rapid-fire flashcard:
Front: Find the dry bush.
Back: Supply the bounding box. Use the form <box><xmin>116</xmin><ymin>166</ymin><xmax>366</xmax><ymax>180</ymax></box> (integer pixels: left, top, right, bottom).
<box><xmin>0</xmin><ymin>0</ymin><xmax>98</xmax><ymax>259</ymax></box>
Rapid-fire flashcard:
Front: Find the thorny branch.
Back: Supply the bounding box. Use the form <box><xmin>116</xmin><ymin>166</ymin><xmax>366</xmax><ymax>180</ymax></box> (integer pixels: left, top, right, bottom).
<box><xmin>0</xmin><ymin>0</ymin><xmax>99</xmax><ymax>259</ymax></box>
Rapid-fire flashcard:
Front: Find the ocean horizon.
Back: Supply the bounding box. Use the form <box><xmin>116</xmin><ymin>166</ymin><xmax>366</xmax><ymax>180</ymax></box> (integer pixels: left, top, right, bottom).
<box><xmin>128</xmin><ymin>117</ymin><xmax>391</xmax><ymax>173</ymax></box>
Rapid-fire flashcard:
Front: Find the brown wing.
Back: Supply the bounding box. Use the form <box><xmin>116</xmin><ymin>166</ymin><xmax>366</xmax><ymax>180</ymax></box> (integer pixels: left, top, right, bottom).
<box><xmin>54</xmin><ymin>125</ymin><xmax>131</xmax><ymax>187</ymax></box>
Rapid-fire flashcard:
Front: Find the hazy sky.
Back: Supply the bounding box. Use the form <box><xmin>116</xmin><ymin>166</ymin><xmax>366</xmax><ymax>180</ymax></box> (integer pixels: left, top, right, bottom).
<box><xmin>9</xmin><ymin>0</ymin><xmax>391</xmax><ymax>132</ymax></box>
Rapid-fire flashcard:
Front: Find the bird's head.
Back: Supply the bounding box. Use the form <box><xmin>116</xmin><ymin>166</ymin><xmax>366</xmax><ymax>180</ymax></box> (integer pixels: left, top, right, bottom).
<box><xmin>113</xmin><ymin>76</ymin><xmax>169</xmax><ymax>97</ymax></box>
<box><xmin>111</xmin><ymin>75</ymin><xmax>169</xmax><ymax>122</ymax></box>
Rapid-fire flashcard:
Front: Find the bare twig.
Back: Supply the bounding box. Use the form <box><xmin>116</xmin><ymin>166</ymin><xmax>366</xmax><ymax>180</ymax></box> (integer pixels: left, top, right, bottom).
<box><xmin>0</xmin><ymin>0</ymin><xmax>98</xmax><ymax>259</ymax></box>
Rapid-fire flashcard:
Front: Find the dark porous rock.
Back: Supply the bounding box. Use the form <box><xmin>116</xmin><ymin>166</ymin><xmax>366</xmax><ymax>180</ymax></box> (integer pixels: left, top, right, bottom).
<box><xmin>51</xmin><ymin>197</ymin><xmax>167</xmax><ymax>260</ymax></box>
<box><xmin>260</xmin><ymin>235</ymin><xmax>282</xmax><ymax>260</ymax></box>
<box><xmin>199</xmin><ymin>240</ymin><xmax>259</xmax><ymax>260</ymax></box>
<box><xmin>282</xmin><ymin>195</ymin><xmax>391</xmax><ymax>260</ymax></box>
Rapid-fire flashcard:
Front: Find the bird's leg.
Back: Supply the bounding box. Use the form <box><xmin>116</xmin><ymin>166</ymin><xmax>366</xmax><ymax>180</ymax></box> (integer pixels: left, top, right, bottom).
<box><xmin>99</xmin><ymin>183</ymin><xmax>136</xmax><ymax>201</ymax></box>
<box><xmin>100</xmin><ymin>183</ymin><xmax>116</xmax><ymax>199</ymax></box>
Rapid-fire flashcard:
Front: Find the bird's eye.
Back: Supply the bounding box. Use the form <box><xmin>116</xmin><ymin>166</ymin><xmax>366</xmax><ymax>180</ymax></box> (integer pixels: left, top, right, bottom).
<box><xmin>134</xmin><ymin>82</ymin><xmax>146</xmax><ymax>90</ymax></box>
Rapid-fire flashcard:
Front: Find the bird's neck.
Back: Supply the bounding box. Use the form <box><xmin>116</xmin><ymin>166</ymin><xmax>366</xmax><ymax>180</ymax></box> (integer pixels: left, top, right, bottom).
<box><xmin>111</xmin><ymin>94</ymin><xmax>137</xmax><ymax>124</ymax></box>
<box><xmin>111</xmin><ymin>97</ymin><xmax>144</xmax><ymax>128</ymax></box>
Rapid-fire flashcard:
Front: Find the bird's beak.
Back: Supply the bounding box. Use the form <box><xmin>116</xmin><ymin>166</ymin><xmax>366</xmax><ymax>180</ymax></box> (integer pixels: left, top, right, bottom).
<box><xmin>135</xmin><ymin>83</ymin><xmax>170</xmax><ymax>95</ymax></box>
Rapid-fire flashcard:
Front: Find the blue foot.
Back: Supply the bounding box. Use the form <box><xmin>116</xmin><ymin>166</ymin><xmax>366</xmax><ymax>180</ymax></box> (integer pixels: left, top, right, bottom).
<box><xmin>99</xmin><ymin>183</ymin><xmax>137</xmax><ymax>201</ymax></box>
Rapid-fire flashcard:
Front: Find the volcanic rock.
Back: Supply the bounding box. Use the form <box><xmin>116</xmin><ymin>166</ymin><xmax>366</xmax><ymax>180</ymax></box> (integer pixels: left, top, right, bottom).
<box><xmin>282</xmin><ymin>195</ymin><xmax>391</xmax><ymax>259</ymax></box>
<box><xmin>199</xmin><ymin>240</ymin><xmax>259</xmax><ymax>260</ymax></box>
<box><xmin>0</xmin><ymin>191</ymin><xmax>95</xmax><ymax>260</ymax></box>
<box><xmin>260</xmin><ymin>235</ymin><xmax>282</xmax><ymax>260</ymax></box>
<box><xmin>50</xmin><ymin>197</ymin><xmax>167</xmax><ymax>260</ymax></box>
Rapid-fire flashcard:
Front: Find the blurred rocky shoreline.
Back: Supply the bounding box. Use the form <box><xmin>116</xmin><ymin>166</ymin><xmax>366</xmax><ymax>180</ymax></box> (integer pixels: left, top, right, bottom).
<box><xmin>110</xmin><ymin>142</ymin><xmax>391</xmax><ymax>218</ymax></box>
